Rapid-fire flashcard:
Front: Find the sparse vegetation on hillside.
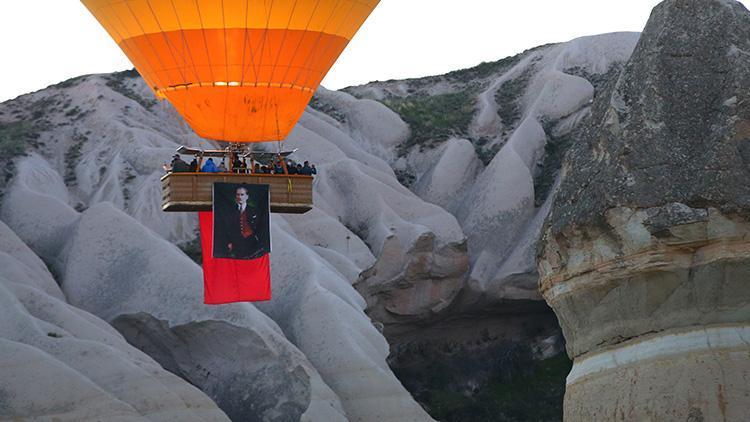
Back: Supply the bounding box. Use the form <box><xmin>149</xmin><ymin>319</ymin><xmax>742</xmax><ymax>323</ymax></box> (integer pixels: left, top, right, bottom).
<box><xmin>55</xmin><ymin>75</ymin><xmax>89</xmax><ymax>89</ymax></box>
<box><xmin>105</xmin><ymin>69</ymin><xmax>157</xmax><ymax>111</ymax></box>
<box><xmin>473</xmin><ymin>137</ymin><xmax>502</xmax><ymax>167</ymax></box>
<box><xmin>495</xmin><ymin>63</ymin><xmax>537</xmax><ymax>128</ymax></box>
<box><xmin>384</xmin><ymin>91</ymin><xmax>476</xmax><ymax>155</ymax></box>
<box><xmin>29</xmin><ymin>96</ymin><xmax>57</xmax><ymax>121</ymax></box>
<box><xmin>121</xmin><ymin>166</ymin><xmax>138</xmax><ymax>207</ymax></box>
<box><xmin>64</xmin><ymin>132</ymin><xmax>88</xmax><ymax>186</ymax></box>
<box><xmin>394</xmin><ymin>168</ymin><xmax>416</xmax><ymax>187</ymax></box>
<box><xmin>0</xmin><ymin>121</ymin><xmax>34</xmax><ymax>160</ymax></box>
<box><xmin>309</xmin><ymin>94</ymin><xmax>347</xmax><ymax>123</ymax></box>
<box><xmin>534</xmin><ymin>127</ymin><xmax>577</xmax><ymax>206</ymax></box>
<box><xmin>444</xmin><ymin>54</ymin><xmax>523</xmax><ymax>84</ymax></box>
<box><xmin>0</xmin><ymin>119</ymin><xmax>50</xmax><ymax>202</ymax></box>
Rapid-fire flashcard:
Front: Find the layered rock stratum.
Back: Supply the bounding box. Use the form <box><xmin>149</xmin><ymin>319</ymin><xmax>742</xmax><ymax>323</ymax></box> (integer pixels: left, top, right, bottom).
<box><xmin>539</xmin><ymin>0</ymin><xmax>750</xmax><ymax>420</ymax></box>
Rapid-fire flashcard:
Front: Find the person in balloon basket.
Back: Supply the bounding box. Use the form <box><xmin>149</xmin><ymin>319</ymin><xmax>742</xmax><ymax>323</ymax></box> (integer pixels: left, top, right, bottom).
<box><xmin>201</xmin><ymin>157</ymin><xmax>218</xmax><ymax>173</ymax></box>
<box><xmin>171</xmin><ymin>154</ymin><xmax>190</xmax><ymax>172</ymax></box>
<box><xmin>215</xmin><ymin>186</ymin><xmax>266</xmax><ymax>259</ymax></box>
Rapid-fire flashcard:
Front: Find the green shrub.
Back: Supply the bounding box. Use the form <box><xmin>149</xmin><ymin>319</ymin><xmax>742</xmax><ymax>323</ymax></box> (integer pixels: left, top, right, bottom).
<box><xmin>0</xmin><ymin>119</ymin><xmax>50</xmax><ymax>203</ymax></box>
<box><xmin>29</xmin><ymin>96</ymin><xmax>57</xmax><ymax>120</ymax></box>
<box><xmin>475</xmin><ymin>142</ymin><xmax>502</xmax><ymax>166</ymax></box>
<box><xmin>534</xmin><ymin>129</ymin><xmax>576</xmax><ymax>206</ymax></box>
<box><xmin>495</xmin><ymin>63</ymin><xmax>536</xmax><ymax>128</ymax></box>
<box><xmin>394</xmin><ymin>346</ymin><xmax>571</xmax><ymax>422</ymax></box>
<box><xmin>0</xmin><ymin>121</ymin><xmax>34</xmax><ymax>160</ymax></box>
<box><xmin>64</xmin><ymin>132</ymin><xmax>88</xmax><ymax>186</ymax></box>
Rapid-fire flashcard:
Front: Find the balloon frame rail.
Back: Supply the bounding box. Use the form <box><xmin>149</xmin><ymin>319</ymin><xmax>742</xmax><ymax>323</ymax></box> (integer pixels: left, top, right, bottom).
<box><xmin>161</xmin><ymin>173</ymin><xmax>313</xmax><ymax>214</ymax></box>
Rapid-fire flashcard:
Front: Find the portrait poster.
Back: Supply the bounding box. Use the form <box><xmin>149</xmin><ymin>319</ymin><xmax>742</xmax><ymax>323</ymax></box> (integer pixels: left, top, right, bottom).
<box><xmin>212</xmin><ymin>182</ymin><xmax>271</xmax><ymax>260</ymax></box>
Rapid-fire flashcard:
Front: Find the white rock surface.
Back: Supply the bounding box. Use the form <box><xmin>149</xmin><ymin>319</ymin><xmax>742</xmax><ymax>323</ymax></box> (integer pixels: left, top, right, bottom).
<box><xmin>457</xmin><ymin>32</ymin><xmax>639</xmax><ymax>302</ymax></box>
<box><xmin>280</xmin><ymin>104</ymin><xmax>469</xmax><ymax>326</ymax></box>
<box><xmin>341</xmin><ymin>35</ymin><xmax>640</xmax><ymax>309</ymax></box>
<box><xmin>56</xmin><ymin>202</ymin><xmax>347</xmax><ymax>422</ymax></box>
<box><xmin>2</xmin><ymin>69</ymin><xmax>445</xmax><ymax>421</ymax></box>
<box><xmin>0</xmin><ymin>221</ymin><xmax>229</xmax><ymax>421</ymax></box>
<box><xmin>312</xmin><ymin>87</ymin><xmax>410</xmax><ymax>162</ymax></box>
<box><xmin>257</xmin><ymin>221</ymin><xmax>434</xmax><ymax>421</ymax></box>
<box><xmin>281</xmin><ymin>207</ymin><xmax>376</xmax><ymax>283</ymax></box>
<box><xmin>0</xmin><ymin>154</ymin><xmax>80</xmax><ymax>269</ymax></box>
<box><xmin>411</xmin><ymin>138</ymin><xmax>482</xmax><ymax>213</ymax></box>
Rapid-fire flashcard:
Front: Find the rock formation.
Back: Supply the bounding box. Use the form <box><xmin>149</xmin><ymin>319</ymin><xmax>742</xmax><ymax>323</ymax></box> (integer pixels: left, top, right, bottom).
<box><xmin>299</xmin><ymin>90</ymin><xmax>469</xmax><ymax>331</ymax></box>
<box><xmin>0</xmin><ymin>69</ymin><xmax>438</xmax><ymax>420</ymax></box>
<box><xmin>334</xmin><ymin>32</ymin><xmax>639</xmax><ymax>418</ymax></box>
<box><xmin>346</xmin><ymin>32</ymin><xmax>640</xmax><ymax>315</ymax></box>
<box><xmin>539</xmin><ymin>0</ymin><xmax>750</xmax><ymax>420</ymax></box>
<box><xmin>0</xmin><ymin>221</ymin><xmax>230</xmax><ymax>421</ymax></box>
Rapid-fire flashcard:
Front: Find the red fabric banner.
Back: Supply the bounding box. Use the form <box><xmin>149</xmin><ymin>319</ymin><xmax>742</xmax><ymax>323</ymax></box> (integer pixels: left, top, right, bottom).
<box><xmin>199</xmin><ymin>211</ymin><xmax>271</xmax><ymax>304</ymax></box>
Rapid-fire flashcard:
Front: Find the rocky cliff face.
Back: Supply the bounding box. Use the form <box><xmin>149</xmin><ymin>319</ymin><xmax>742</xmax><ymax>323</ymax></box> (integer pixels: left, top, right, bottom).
<box><xmin>335</xmin><ymin>32</ymin><xmax>639</xmax><ymax>418</ymax></box>
<box><xmin>539</xmin><ymin>0</ymin><xmax>750</xmax><ymax>420</ymax></box>
<box><xmin>345</xmin><ymin>32</ymin><xmax>639</xmax><ymax>318</ymax></box>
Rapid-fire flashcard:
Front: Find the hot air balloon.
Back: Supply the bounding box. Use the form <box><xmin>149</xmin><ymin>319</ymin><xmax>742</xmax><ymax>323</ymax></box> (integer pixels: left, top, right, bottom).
<box><xmin>82</xmin><ymin>0</ymin><xmax>379</xmax><ymax>303</ymax></box>
<box><xmin>82</xmin><ymin>0</ymin><xmax>379</xmax><ymax>213</ymax></box>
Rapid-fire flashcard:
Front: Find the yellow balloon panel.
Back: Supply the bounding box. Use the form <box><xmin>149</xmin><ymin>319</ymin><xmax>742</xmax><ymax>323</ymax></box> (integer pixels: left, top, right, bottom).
<box><xmin>82</xmin><ymin>0</ymin><xmax>379</xmax><ymax>142</ymax></box>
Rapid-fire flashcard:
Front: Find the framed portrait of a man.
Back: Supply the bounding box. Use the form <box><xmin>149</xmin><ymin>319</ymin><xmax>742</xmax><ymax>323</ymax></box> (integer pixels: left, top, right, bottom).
<box><xmin>212</xmin><ymin>183</ymin><xmax>271</xmax><ymax>260</ymax></box>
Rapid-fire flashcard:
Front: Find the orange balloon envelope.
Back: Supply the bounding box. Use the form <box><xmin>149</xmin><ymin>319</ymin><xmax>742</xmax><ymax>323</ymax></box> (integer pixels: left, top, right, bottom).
<box><xmin>82</xmin><ymin>0</ymin><xmax>379</xmax><ymax>142</ymax></box>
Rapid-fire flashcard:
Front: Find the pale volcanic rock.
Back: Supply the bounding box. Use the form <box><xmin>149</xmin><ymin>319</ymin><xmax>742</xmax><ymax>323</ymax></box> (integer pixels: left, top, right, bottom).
<box><xmin>541</xmin><ymin>206</ymin><xmax>750</xmax><ymax>357</ymax></box>
<box><xmin>0</xmin><ymin>67</ymin><xmax>447</xmax><ymax>420</ymax></box>
<box><xmin>256</xmin><ymin>222</ymin><xmax>435</xmax><ymax>422</ymax></box>
<box><xmin>446</xmin><ymin>32</ymin><xmax>639</xmax><ymax>309</ymax></box>
<box><xmin>312</xmin><ymin>87</ymin><xmax>409</xmax><ymax>162</ymax></box>
<box><xmin>0</xmin><ymin>209</ymin><xmax>65</xmax><ymax>301</ymax></box>
<box><xmin>280</xmin><ymin>97</ymin><xmax>469</xmax><ymax>329</ymax></box>
<box><xmin>291</xmin><ymin>112</ymin><xmax>395</xmax><ymax>177</ymax></box>
<box><xmin>0</xmin><ymin>155</ymin><xmax>80</xmax><ymax>270</ymax></box>
<box><xmin>540</xmin><ymin>1</ymin><xmax>750</xmax><ymax>419</ymax></box>
<box><xmin>0</xmin><ymin>73</ymin><xmax>201</xmax><ymax>243</ymax></box>
<box><xmin>410</xmin><ymin>138</ymin><xmax>482</xmax><ymax>213</ymax></box>
<box><xmin>276</xmin><ymin>97</ymin><xmax>471</xmax><ymax>330</ymax></box>
<box><xmin>0</xmin><ymin>221</ymin><xmax>229</xmax><ymax>422</ymax></box>
<box><xmin>459</xmin><ymin>139</ymin><xmax>536</xmax><ymax>268</ymax></box>
<box><xmin>314</xmin><ymin>158</ymin><xmax>468</xmax><ymax>328</ymax></box>
<box><xmin>52</xmin><ymin>202</ymin><xmax>348</xmax><ymax>422</ymax></box>
<box><xmin>280</xmin><ymin>207</ymin><xmax>376</xmax><ymax>283</ymax></box>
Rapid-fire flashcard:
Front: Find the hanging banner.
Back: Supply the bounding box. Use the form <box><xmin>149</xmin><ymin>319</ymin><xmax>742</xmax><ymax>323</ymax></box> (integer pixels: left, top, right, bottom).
<box><xmin>198</xmin><ymin>183</ymin><xmax>271</xmax><ymax>304</ymax></box>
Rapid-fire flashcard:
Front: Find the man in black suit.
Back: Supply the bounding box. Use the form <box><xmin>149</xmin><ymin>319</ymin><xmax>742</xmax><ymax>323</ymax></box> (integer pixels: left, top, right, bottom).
<box><xmin>215</xmin><ymin>186</ymin><xmax>266</xmax><ymax>259</ymax></box>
